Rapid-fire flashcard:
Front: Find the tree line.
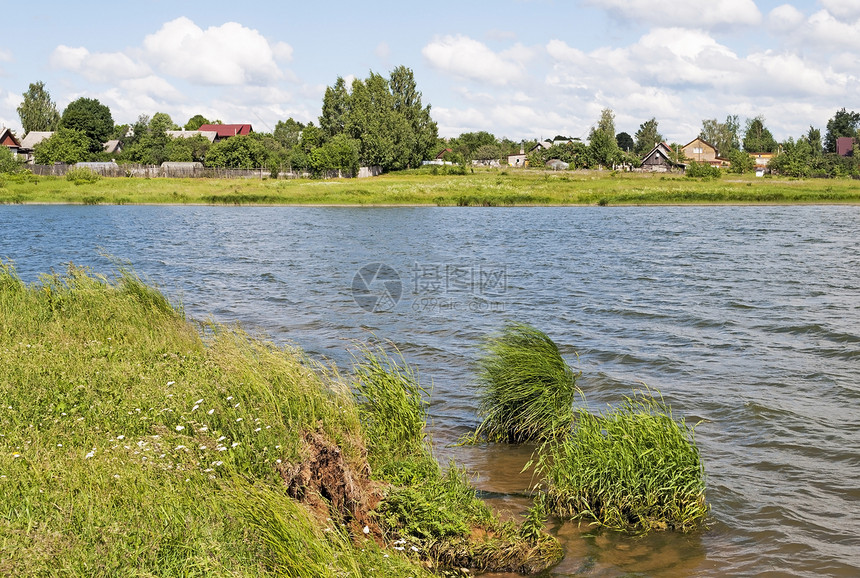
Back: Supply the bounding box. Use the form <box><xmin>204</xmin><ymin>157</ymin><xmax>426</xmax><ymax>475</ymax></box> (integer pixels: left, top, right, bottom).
<box><xmin>5</xmin><ymin>76</ymin><xmax>860</xmax><ymax>179</ymax></box>
<box><xmin>7</xmin><ymin>67</ymin><xmax>438</xmax><ymax>176</ymax></box>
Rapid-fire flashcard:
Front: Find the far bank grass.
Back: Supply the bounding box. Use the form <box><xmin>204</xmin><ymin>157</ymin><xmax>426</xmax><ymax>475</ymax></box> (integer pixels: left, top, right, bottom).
<box><xmin>2</xmin><ymin>168</ymin><xmax>860</xmax><ymax>206</ymax></box>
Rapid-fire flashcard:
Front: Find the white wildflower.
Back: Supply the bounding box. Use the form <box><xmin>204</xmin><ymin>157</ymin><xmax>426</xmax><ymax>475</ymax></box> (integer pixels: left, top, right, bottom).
<box><xmin>207</xmin><ymin>409</ymin><xmax>214</xmax><ymax>415</ymax></box>
<box><xmin>175</xmin><ymin>425</ymin><xmax>184</xmax><ymax>431</ymax></box>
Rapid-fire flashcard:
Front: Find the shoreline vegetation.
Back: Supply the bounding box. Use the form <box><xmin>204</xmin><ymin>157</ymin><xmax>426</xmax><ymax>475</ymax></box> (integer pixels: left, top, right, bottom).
<box><xmin>0</xmin><ymin>262</ymin><xmax>563</xmax><ymax>576</ymax></box>
<box><xmin>2</xmin><ymin>167</ymin><xmax>860</xmax><ymax>206</ymax></box>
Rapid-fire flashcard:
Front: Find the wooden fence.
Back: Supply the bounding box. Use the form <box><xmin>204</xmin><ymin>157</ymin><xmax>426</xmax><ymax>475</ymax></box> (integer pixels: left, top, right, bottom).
<box><xmin>28</xmin><ymin>163</ymin><xmax>383</xmax><ymax>180</ymax></box>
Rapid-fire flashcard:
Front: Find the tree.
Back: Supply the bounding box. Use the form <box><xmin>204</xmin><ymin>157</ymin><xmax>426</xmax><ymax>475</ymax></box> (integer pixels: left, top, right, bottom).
<box><xmin>474</xmin><ymin>143</ymin><xmax>503</xmax><ymax>162</ymax></box>
<box><xmin>615</xmin><ymin>131</ymin><xmax>634</xmax><ymax>153</ymax></box>
<box><xmin>633</xmin><ymin>118</ymin><xmax>663</xmax><ymax>156</ymax></box>
<box><xmin>17</xmin><ymin>81</ymin><xmax>60</xmax><ymax>134</ymax></box>
<box><xmin>184</xmin><ymin>114</ymin><xmax>210</xmax><ymax>131</ymax></box>
<box><xmin>588</xmin><ymin>108</ymin><xmax>619</xmax><ymax>168</ymax></box>
<box><xmin>742</xmin><ymin>116</ymin><xmax>777</xmax><ymax>153</ymax></box>
<box><xmin>805</xmin><ymin>126</ymin><xmax>823</xmax><ymax>157</ymax></box>
<box><xmin>206</xmin><ymin>134</ymin><xmax>270</xmax><ymax>168</ymax></box>
<box><xmin>699</xmin><ymin>115</ymin><xmax>740</xmax><ymax>156</ymax></box>
<box><xmin>389</xmin><ymin>65</ymin><xmax>438</xmax><ymax>167</ymax></box>
<box><xmin>309</xmin><ymin>133</ymin><xmax>360</xmax><ymax>176</ymax></box>
<box><xmin>273</xmin><ymin>118</ymin><xmax>304</xmax><ymax>148</ymax></box>
<box><xmin>33</xmin><ymin>128</ymin><xmax>91</xmax><ymax>164</ymax></box>
<box><xmin>727</xmin><ymin>149</ymin><xmax>754</xmax><ymax>174</ymax></box>
<box><xmin>0</xmin><ymin>144</ymin><xmax>25</xmax><ymax>174</ymax></box>
<box><xmin>318</xmin><ymin>66</ymin><xmax>438</xmax><ymax>171</ymax></box>
<box><xmin>60</xmin><ymin>97</ymin><xmax>114</xmax><ymax>153</ymax></box>
<box><xmin>824</xmin><ymin>108</ymin><xmax>860</xmax><ymax>153</ymax></box>
<box><xmin>165</xmin><ymin>134</ymin><xmax>212</xmax><ymax>163</ymax></box>
<box><xmin>319</xmin><ymin>76</ymin><xmax>350</xmax><ymax>140</ymax></box>
<box><xmin>768</xmin><ymin>137</ymin><xmax>812</xmax><ymax>177</ymax></box>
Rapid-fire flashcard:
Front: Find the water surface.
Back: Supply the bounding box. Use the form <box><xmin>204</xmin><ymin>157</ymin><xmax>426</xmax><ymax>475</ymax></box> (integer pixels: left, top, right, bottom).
<box><xmin>1</xmin><ymin>204</ymin><xmax>858</xmax><ymax>577</ymax></box>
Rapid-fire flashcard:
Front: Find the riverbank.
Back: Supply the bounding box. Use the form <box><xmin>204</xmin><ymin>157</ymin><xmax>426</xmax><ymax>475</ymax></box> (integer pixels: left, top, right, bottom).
<box><xmin>0</xmin><ymin>262</ymin><xmax>561</xmax><ymax>576</ymax></box>
<box><xmin>2</xmin><ymin>168</ymin><xmax>859</xmax><ymax>205</ymax></box>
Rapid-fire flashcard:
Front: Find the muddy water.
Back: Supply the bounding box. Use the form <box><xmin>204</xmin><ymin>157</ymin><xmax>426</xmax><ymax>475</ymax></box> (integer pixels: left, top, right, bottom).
<box><xmin>2</xmin><ymin>204</ymin><xmax>859</xmax><ymax>577</ymax></box>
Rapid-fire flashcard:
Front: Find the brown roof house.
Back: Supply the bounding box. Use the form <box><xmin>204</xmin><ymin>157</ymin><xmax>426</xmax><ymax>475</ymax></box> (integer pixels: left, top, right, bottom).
<box><xmin>640</xmin><ymin>142</ymin><xmax>685</xmax><ymax>172</ymax></box>
<box><xmin>682</xmin><ymin>138</ymin><xmax>730</xmax><ymax>167</ymax></box>
<box><xmin>197</xmin><ymin>124</ymin><xmax>253</xmax><ymax>142</ymax></box>
<box><xmin>0</xmin><ymin>127</ymin><xmax>22</xmax><ymax>157</ymax></box>
<box><xmin>836</xmin><ymin>137</ymin><xmax>856</xmax><ymax>157</ymax></box>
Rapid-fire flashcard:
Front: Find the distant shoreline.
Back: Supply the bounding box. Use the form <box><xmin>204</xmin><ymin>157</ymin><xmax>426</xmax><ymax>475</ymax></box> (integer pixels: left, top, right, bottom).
<box><xmin>3</xmin><ymin>168</ymin><xmax>860</xmax><ymax>206</ymax></box>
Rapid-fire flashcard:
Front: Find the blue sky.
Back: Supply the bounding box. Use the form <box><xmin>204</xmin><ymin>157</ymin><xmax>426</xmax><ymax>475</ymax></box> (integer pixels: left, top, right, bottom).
<box><xmin>1</xmin><ymin>1</ymin><xmax>858</xmax><ymax>144</ymax></box>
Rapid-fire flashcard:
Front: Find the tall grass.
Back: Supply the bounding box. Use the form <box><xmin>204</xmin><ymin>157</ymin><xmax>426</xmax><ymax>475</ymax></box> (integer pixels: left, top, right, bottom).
<box><xmin>470</xmin><ymin>322</ymin><xmax>581</xmax><ymax>443</ymax></box>
<box><xmin>536</xmin><ymin>388</ymin><xmax>708</xmax><ymax>533</ymax></box>
<box><xmin>0</xmin><ymin>262</ymin><xmax>562</xmax><ymax>574</ymax></box>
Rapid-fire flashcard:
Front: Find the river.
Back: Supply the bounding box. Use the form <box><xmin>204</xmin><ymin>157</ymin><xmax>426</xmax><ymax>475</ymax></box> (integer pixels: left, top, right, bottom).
<box><xmin>1</xmin><ymin>204</ymin><xmax>858</xmax><ymax>577</ymax></box>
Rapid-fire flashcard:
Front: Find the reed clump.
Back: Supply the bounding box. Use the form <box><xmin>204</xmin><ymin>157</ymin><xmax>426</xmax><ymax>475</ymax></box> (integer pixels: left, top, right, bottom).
<box><xmin>470</xmin><ymin>322</ymin><xmax>581</xmax><ymax>443</ymax></box>
<box><xmin>351</xmin><ymin>343</ymin><xmax>563</xmax><ymax>573</ymax></box>
<box><xmin>536</xmin><ymin>389</ymin><xmax>708</xmax><ymax>533</ymax></box>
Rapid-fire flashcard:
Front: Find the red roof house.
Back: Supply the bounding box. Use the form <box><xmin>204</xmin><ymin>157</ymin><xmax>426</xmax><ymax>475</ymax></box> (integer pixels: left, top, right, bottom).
<box><xmin>197</xmin><ymin>124</ymin><xmax>253</xmax><ymax>141</ymax></box>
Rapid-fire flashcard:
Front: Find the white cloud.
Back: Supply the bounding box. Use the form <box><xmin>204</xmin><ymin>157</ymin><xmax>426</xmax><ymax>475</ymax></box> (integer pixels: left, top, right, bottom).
<box><xmin>50</xmin><ymin>45</ymin><xmax>151</xmax><ymax>82</ymax></box>
<box><xmin>375</xmin><ymin>42</ymin><xmax>390</xmax><ymax>60</ymax></box>
<box><xmin>768</xmin><ymin>4</ymin><xmax>806</xmax><ymax>32</ymax></box>
<box><xmin>143</xmin><ymin>17</ymin><xmax>289</xmax><ymax>86</ymax></box>
<box><xmin>0</xmin><ymin>48</ymin><xmax>11</xmax><ymax>62</ymax></box>
<box><xmin>422</xmin><ymin>34</ymin><xmax>526</xmax><ymax>86</ymax></box>
<box><xmin>820</xmin><ymin>0</ymin><xmax>860</xmax><ymax>22</ymax></box>
<box><xmin>585</xmin><ymin>0</ymin><xmax>762</xmax><ymax>28</ymax></box>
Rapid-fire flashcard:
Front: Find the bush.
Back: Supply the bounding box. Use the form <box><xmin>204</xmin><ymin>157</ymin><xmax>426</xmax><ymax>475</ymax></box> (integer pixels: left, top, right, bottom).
<box><xmin>685</xmin><ymin>161</ymin><xmax>722</xmax><ymax>179</ymax></box>
<box><xmin>0</xmin><ymin>145</ymin><xmax>25</xmax><ymax>174</ymax></box>
<box><xmin>469</xmin><ymin>323</ymin><xmax>580</xmax><ymax>443</ymax></box>
<box><xmin>66</xmin><ymin>166</ymin><xmax>101</xmax><ymax>184</ymax></box>
<box><xmin>536</xmin><ymin>389</ymin><xmax>708</xmax><ymax>533</ymax></box>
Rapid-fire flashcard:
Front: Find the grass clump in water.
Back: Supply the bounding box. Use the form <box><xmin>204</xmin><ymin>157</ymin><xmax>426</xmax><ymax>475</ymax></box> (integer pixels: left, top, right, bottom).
<box><xmin>351</xmin><ymin>343</ymin><xmax>563</xmax><ymax>573</ymax></box>
<box><xmin>536</xmin><ymin>388</ymin><xmax>708</xmax><ymax>533</ymax></box>
<box><xmin>470</xmin><ymin>322</ymin><xmax>581</xmax><ymax>443</ymax></box>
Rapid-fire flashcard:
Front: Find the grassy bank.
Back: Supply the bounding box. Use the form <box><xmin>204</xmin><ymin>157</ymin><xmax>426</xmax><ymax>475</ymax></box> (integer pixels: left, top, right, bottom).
<box><xmin>2</xmin><ymin>167</ymin><xmax>860</xmax><ymax>205</ymax></box>
<box><xmin>0</xmin><ymin>262</ymin><xmax>560</xmax><ymax>576</ymax></box>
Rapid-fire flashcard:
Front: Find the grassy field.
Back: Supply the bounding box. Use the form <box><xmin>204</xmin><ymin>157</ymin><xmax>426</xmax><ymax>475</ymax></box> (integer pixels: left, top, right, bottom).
<box><xmin>0</xmin><ymin>262</ymin><xmax>561</xmax><ymax>576</ymax></box>
<box><xmin>1</xmin><ymin>167</ymin><xmax>859</xmax><ymax>206</ymax></box>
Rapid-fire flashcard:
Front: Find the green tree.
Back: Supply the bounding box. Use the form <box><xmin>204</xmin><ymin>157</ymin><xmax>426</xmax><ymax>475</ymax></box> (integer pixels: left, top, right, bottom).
<box><xmin>206</xmin><ymin>134</ymin><xmax>270</xmax><ymax>168</ymax></box>
<box><xmin>309</xmin><ymin>134</ymin><xmax>360</xmax><ymax>176</ymax></box>
<box><xmin>805</xmin><ymin>126</ymin><xmax>823</xmax><ymax>157</ymax></box>
<box><xmin>33</xmin><ymin>128</ymin><xmax>91</xmax><ymax>164</ymax></box>
<box><xmin>17</xmin><ymin>81</ymin><xmax>60</xmax><ymax>134</ymax></box>
<box><xmin>273</xmin><ymin>118</ymin><xmax>304</xmax><ymax>148</ymax></box>
<box><xmin>633</xmin><ymin>118</ymin><xmax>663</xmax><ymax>155</ymax></box>
<box><xmin>588</xmin><ymin>108</ymin><xmax>619</xmax><ymax>168</ymax></box>
<box><xmin>742</xmin><ymin>116</ymin><xmax>777</xmax><ymax>153</ymax></box>
<box><xmin>451</xmin><ymin>131</ymin><xmax>498</xmax><ymax>159</ymax></box>
<box><xmin>319</xmin><ymin>76</ymin><xmax>350</xmax><ymax>140</ymax></box>
<box><xmin>769</xmin><ymin>137</ymin><xmax>812</xmax><ymax>177</ymax></box>
<box><xmin>0</xmin><ymin>144</ymin><xmax>25</xmax><ymax>174</ymax></box>
<box><xmin>727</xmin><ymin>149</ymin><xmax>754</xmax><ymax>174</ymax></box>
<box><xmin>184</xmin><ymin>114</ymin><xmax>210</xmax><ymax>131</ymax></box>
<box><xmin>474</xmin><ymin>143</ymin><xmax>502</xmax><ymax>162</ymax></box>
<box><xmin>60</xmin><ymin>98</ymin><xmax>114</xmax><ymax>153</ymax></box>
<box><xmin>823</xmin><ymin>108</ymin><xmax>860</xmax><ymax>153</ymax></box>
<box><xmin>699</xmin><ymin>115</ymin><xmax>740</xmax><ymax>156</ymax></box>
<box><xmin>389</xmin><ymin>65</ymin><xmax>438</xmax><ymax>167</ymax></box>
<box><xmin>615</xmin><ymin>131</ymin><xmax>634</xmax><ymax>153</ymax></box>
<box><xmin>149</xmin><ymin>112</ymin><xmax>177</xmax><ymax>134</ymax></box>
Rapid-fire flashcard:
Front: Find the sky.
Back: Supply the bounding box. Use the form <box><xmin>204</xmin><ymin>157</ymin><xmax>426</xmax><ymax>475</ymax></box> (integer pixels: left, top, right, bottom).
<box><xmin>1</xmin><ymin>0</ymin><xmax>858</xmax><ymax>144</ymax></box>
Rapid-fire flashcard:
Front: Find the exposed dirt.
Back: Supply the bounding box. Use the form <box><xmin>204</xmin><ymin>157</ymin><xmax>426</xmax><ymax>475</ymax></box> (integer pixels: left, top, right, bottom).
<box><xmin>277</xmin><ymin>428</ymin><xmax>382</xmax><ymax>537</ymax></box>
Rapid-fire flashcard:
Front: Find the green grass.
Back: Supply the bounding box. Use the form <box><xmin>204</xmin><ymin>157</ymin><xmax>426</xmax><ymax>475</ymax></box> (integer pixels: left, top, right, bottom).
<box><xmin>2</xmin><ymin>168</ymin><xmax>860</xmax><ymax>205</ymax></box>
<box><xmin>535</xmin><ymin>388</ymin><xmax>708</xmax><ymax>533</ymax></box>
<box><xmin>469</xmin><ymin>322</ymin><xmax>581</xmax><ymax>443</ymax></box>
<box><xmin>0</xmin><ymin>261</ymin><xmax>562</xmax><ymax>575</ymax></box>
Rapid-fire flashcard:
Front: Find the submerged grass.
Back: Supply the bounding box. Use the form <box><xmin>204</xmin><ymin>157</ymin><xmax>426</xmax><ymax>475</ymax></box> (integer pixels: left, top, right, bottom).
<box><xmin>0</xmin><ymin>261</ymin><xmax>561</xmax><ymax>575</ymax></box>
<box><xmin>469</xmin><ymin>322</ymin><xmax>581</xmax><ymax>443</ymax></box>
<box><xmin>536</xmin><ymin>388</ymin><xmax>708</xmax><ymax>533</ymax></box>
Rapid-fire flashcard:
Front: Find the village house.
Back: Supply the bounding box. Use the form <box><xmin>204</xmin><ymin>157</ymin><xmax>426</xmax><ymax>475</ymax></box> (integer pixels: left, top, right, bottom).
<box><xmin>836</xmin><ymin>137</ymin><xmax>856</xmax><ymax>157</ymax></box>
<box><xmin>682</xmin><ymin>137</ymin><xmax>730</xmax><ymax>167</ymax></box>
<box><xmin>197</xmin><ymin>124</ymin><xmax>253</xmax><ymax>142</ymax></box>
<box><xmin>166</xmin><ymin>130</ymin><xmax>218</xmax><ymax>143</ymax></box>
<box><xmin>0</xmin><ymin>128</ymin><xmax>23</xmax><ymax>158</ymax></box>
<box><xmin>639</xmin><ymin>142</ymin><xmax>685</xmax><ymax>172</ymax></box>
